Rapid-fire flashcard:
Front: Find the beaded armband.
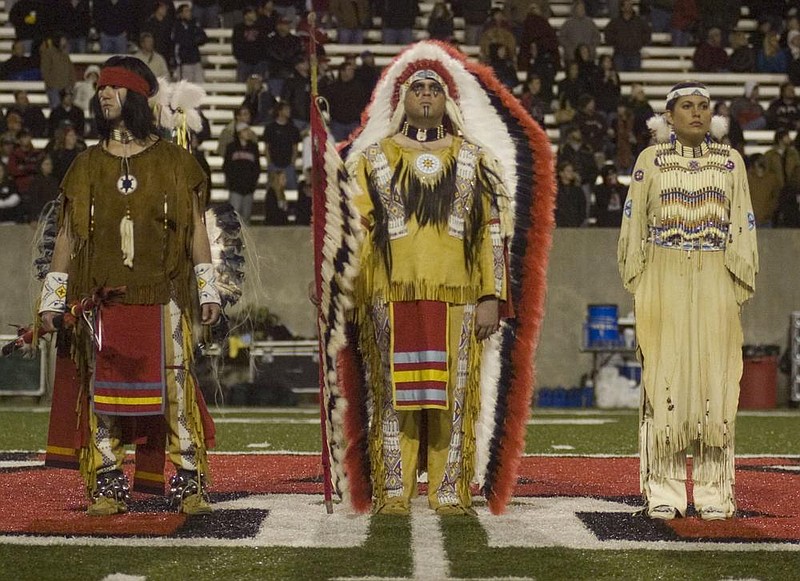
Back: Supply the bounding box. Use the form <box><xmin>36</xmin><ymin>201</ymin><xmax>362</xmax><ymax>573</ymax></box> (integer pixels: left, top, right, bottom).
<box><xmin>39</xmin><ymin>271</ymin><xmax>69</xmax><ymax>314</ymax></box>
<box><xmin>194</xmin><ymin>263</ymin><xmax>221</xmax><ymax>305</ymax></box>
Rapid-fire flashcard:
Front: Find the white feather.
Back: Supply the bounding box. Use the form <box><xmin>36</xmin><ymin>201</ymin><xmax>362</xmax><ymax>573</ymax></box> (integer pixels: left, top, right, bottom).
<box><xmin>185</xmin><ymin>109</ymin><xmax>203</xmax><ymax>132</ymax></box>
<box><xmin>474</xmin><ymin>327</ymin><xmax>503</xmax><ymax>486</ymax></box>
<box><xmin>169</xmin><ymin>80</ymin><xmax>207</xmax><ymax>110</ymax></box>
<box><xmin>646</xmin><ymin>114</ymin><xmax>671</xmax><ymax>143</ymax></box>
<box><xmin>710</xmin><ymin>115</ymin><xmax>729</xmax><ymax>140</ymax></box>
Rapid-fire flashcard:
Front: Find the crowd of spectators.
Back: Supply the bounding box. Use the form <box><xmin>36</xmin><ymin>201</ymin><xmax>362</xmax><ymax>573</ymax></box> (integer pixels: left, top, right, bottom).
<box><xmin>1</xmin><ymin>0</ymin><xmax>800</xmax><ymax>226</ymax></box>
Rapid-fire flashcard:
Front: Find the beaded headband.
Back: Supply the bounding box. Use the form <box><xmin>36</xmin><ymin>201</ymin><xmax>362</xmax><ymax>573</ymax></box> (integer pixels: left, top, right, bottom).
<box><xmin>405</xmin><ymin>69</ymin><xmax>446</xmax><ymax>88</ymax></box>
<box><xmin>665</xmin><ymin>85</ymin><xmax>710</xmax><ymax>109</ymax></box>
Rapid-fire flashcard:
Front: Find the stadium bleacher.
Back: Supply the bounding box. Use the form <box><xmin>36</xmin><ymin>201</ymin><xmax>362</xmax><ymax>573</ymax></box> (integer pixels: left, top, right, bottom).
<box><xmin>0</xmin><ymin>0</ymin><xmax>790</xmax><ymax>220</ymax></box>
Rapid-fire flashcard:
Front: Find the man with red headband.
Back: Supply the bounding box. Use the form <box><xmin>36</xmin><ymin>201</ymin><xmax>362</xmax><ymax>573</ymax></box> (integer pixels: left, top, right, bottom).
<box><xmin>337</xmin><ymin>41</ymin><xmax>555</xmax><ymax>516</ymax></box>
<box><xmin>39</xmin><ymin>56</ymin><xmax>220</xmax><ymax>516</ymax></box>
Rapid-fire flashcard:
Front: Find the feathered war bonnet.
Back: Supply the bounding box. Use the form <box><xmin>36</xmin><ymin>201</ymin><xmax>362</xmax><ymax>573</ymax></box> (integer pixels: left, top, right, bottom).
<box><xmin>346</xmin><ymin>41</ymin><xmax>521</xmax><ymax>199</ymax></box>
<box><xmin>341</xmin><ymin>41</ymin><xmax>557</xmax><ymax>515</ymax></box>
<box><xmin>646</xmin><ymin>80</ymin><xmax>729</xmax><ymax>143</ymax></box>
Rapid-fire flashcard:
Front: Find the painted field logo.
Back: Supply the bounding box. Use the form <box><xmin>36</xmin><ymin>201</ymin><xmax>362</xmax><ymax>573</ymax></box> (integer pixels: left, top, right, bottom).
<box><xmin>0</xmin><ymin>454</ymin><xmax>798</xmax><ymax>548</ymax></box>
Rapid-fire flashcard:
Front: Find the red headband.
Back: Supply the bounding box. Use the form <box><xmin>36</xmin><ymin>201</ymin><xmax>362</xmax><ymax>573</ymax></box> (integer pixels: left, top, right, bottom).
<box><xmin>98</xmin><ymin>67</ymin><xmax>151</xmax><ymax>97</ymax></box>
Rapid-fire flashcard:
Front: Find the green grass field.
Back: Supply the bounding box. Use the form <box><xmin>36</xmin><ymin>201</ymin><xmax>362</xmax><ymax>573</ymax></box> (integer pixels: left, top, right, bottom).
<box><xmin>0</xmin><ymin>405</ymin><xmax>799</xmax><ymax>581</ymax></box>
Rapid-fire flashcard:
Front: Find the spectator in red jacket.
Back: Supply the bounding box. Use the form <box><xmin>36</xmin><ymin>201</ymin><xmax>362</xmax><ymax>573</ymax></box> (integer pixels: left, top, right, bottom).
<box><xmin>730</xmin><ymin>80</ymin><xmax>767</xmax><ymax>130</ymax></box>
<box><xmin>693</xmin><ymin>27</ymin><xmax>729</xmax><ymax>72</ymax></box>
<box><xmin>8</xmin><ymin>128</ymin><xmax>42</xmax><ymax>196</ymax></box>
<box><xmin>671</xmin><ymin>0</ymin><xmax>699</xmax><ymax>47</ymax></box>
<box><xmin>518</xmin><ymin>3</ymin><xmax>561</xmax><ymax>71</ymax></box>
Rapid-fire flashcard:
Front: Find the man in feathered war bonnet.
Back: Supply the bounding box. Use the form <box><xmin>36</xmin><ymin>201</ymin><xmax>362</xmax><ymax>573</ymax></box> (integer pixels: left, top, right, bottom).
<box><xmin>336</xmin><ymin>41</ymin><xmax>555</xmax><ymax>516</ymax></box>
<box><xmin>39</xmin><ymin>56</ymin><xmax>221</xmax><ymax>515</ymax></box>
<box><xmin>619</xmin><ymin>81</ymin><xmax>758</xmax><ymax>521</ymax></box>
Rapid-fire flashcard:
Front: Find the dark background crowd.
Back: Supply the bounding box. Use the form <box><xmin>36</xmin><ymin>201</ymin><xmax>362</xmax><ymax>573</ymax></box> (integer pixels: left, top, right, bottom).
<box><xmin>1</xmin><ymin>0</ymin><xmax>800</xmax><ymax>228</ymax></box>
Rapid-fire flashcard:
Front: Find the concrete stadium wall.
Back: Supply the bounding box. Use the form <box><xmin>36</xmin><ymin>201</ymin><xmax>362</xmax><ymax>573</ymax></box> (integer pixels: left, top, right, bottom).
<box><xmin>2</xmin><ymin>226</ymin><xmax>798</xmax><ymax>403</ymax></box>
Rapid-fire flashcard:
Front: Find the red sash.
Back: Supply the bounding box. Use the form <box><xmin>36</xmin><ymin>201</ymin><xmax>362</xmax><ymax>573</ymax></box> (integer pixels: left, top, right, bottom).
<box><xmin>390</xmin><ymin>301</ymin><xmax>449</xmax><ymax>410</ymax></box>
<box><xmin>92</xmin><ymin>304</ymin><xmax>165</xmax><ymax>416</ymax></box>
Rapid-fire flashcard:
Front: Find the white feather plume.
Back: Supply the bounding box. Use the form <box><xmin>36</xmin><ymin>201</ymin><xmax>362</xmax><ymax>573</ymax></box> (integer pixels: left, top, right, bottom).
<box><xmin>155</xmin><ymin>77</ymin><xmax>175</xmax><ymax>129</ymax></box>
<box><xmin>710</xmin><ymin>115</ymin><xmax>729</xmax><ymax>140</ymax></box>
<box><xmin>646</xmin><ymin>112</ymin><xmax>729</xmax><ymax>144</ymax></box>
<box><xmin>169</xmin><ymin>80</ymin><xmax>207</xmax><ymax>113</ymax></box>
<box><xmin>475</xmin><ymin>328</ymin><xmax>503</xmax><ymax>486</ymax></box>
<box><xmin>646</xmin><ymin>114</ymin><xmax>671</xmax><ymax>143</ymax></box>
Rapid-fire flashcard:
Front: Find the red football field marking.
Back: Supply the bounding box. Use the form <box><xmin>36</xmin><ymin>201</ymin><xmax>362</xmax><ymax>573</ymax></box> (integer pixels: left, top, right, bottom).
<box><xmin>0</xmin><ymin>455</ymin><xmax>797</xmax><ymax>541</ymax></box>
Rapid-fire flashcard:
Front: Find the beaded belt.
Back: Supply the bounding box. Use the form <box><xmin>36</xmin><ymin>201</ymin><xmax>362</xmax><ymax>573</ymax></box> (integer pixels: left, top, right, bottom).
<box><xmin>648</xmin><ymin>228</ymin><xmax>727</xmax><ymax>252</ymax></box>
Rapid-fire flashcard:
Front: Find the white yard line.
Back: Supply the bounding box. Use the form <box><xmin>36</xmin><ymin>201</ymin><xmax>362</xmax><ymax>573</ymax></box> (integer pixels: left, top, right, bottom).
<box><xmin>0</xmin><ymin>460</ymin><xmax>42</xmax><ymax>469</ymax></box>
<box><xmin>410</xmin><ymin>498</ymin><xmax>449</xmax><ymax>580</ymax></box>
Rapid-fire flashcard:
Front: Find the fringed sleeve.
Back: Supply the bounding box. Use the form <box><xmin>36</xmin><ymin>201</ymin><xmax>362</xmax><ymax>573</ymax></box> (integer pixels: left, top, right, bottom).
<box><xmin>724</xmin><ymin>149</ymin><xmax>759</xmax><ymax>304</ymax></box>
<box><xmin>352</xmin><ymin>154</ymin><xmax>375</xmax><ymax>228</ymax></box>
<box><xmin>351</xmin><ymin>153</ymin><xmax>377</xmax><ymax>303</ymax></box>
<box><xmin>58</xmin><ymin>148</ymin><xmax>94</xmax><ymax>239</ymax></box>
<box><xmin>476</xmin><ymin>159</ymin><xmax>507</xmax><ymax>301</ymax></box>
<box><xmin>480</xmin><ymin>155</ymin><xmax>515</xmax><ymax>239</ymax></box>
<box><xmin>617</xmin><ymin>147</ymin><xmax>654</xmax><ymax>294</ymax></box>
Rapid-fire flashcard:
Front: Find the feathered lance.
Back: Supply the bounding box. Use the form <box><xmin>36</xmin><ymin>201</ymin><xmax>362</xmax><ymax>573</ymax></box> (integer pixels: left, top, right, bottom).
<box><xmin>308</xmin><ymin>12</ymin><xmax>335</xmax><ymax>514</ymax></box>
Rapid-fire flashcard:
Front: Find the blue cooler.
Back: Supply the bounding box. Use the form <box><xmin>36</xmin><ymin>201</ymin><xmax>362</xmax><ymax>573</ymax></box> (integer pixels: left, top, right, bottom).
<box><xmin>586</xmin><ymin>304</ymin><xmax>620</xmax><ymax>347</ymax></box>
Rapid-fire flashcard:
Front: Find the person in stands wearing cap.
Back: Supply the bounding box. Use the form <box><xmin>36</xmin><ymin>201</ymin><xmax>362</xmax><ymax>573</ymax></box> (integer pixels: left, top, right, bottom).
<box><xmin>619</xmin><ymin>82</ymin><xmax>758</xmax><ymax>521</ymax></box>
<box><xmin>321</xmin><ymin>61</ymin><xmax>368</xmax><ymax>142</ymax></box>
<box><xmin>265</xmin><ymin>15</ymin><xmax>304</xmax><ymax>96</ymax></box>
<box><xmin>232</xmin><ymin>6</ymin><xmax>269</xmax><ymax>82</ymax></box>
<box><xmin>39</xmin><ymin>56</ymin><xmax>220</xmax><ymax>516</ymax></box>
<box><xmin>341</xmin><ymin>41</ymin><xmax>554</xmax><ymax>516</ymax></box>
<box><xmin>355</xmin><ymin>51</ymin><xmax>381</xmax><ymax>95</ymax></box>
<box><xmin>47</xmin><ymin>89</ymin><xmax>85</xmax><ymax>137</ymax></box>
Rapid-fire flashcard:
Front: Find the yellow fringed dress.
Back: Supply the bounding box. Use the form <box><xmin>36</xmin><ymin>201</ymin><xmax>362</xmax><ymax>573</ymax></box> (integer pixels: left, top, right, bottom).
<box><xmin>618</xmin><ymin>139</ymin><xmax>758</xmax><ymax>515</ymax></box>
